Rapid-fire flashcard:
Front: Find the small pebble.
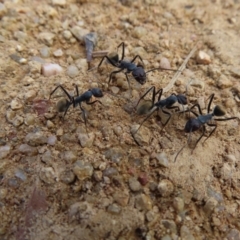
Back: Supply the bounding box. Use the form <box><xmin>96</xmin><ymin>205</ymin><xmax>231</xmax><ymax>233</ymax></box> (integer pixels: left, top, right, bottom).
<box><xmin>155</xmin><ymin>152</ymin><xmax>169</xmax><ymax>168</ymax></box>
<box><xmin>113</xmin><ymin>191</ymin><xmax>129</xmax><ymax>207</ymax></box>
<box><xmin>190</xmin><ymin>79</ymin><xmax>205</xmax><ymax>90</ymax></box>
<box><xmin>40</xmin><ymin>46</ymin><xmax>50</xmax><ymax>58</ymax></box>
<box><xmin>129</xmin><ymin>177</ymin><xmax>142</xmax><ymax>192</ymax></box>
<box><xmin>19</xmin><ymin>144</ymin><xmax>38</xmax><ymax>155</ymax></box>
<box><xmin>41</xmin><ymin>150</ymin><xmax>52</xmax><ymax>164</ymax></box>
<box><xmin>28</xmin><ymin>61</ymin><xmax>42</xmax><ymax>74</ymax></box>
<box><xmin>180</xmin><ymin>225</ymin><xmax>195</xmax><ymax>240</ymax></box>
<box><xmin>135</xmin><ymin>194</ymin><xmax>152</xmax><ymax>211</ymax></box>
<box><xmin>24</xmin><ymin>90</ymin><xmax>37</xmax><ymax>102</ymax></box>
<box><xmin>0</xmin><ymin>145</ymin><xmax>11</xmax><ymax>159</ymax></box>
<box><xmin>196</xmin><ymin>50</ymin><xmax>211</xmax><ymax>65</ymax></box>
<box><xmin>53</xmin><ymin>49</ymin><xmax>63</xmax><ymax>57</ymax></box>
<box><xmin>41</xmin><ymin>63</ymin><xmax>63</xmax><ymax>77</ymax></box>
<box><xmin>39</xmin><ymin>167</ymin><xmax>55</xmax><ymax>184</ymax></box>
<box><xmin>10</xmin><ymin>99</ymin><xmax>23</xmax><ymax>110</ymax></box>
<box><xmin>162</xmin><ymin>220</ymin><xmax>177</xmax><ymax>234</ymax></box>
<box><xmin>25</xmin><ymin>132</ymin><xmax>48</xmax><ymax>146</ymax></box>
<box><xmin>70</xmin><ymin>26</ymin><xmax>89</xmax><ymax>42</ymax></box>
<box><xmin>159</xmin><ymin>57</ymin><xmax>171</xmax><ymax>69</ymax></box>
<box><xmin>73</xmin><ymin>160</ymin><xmax>94</xmax><ymax>181</ymax></box>
<box><xmin>38</xmin><ymin>32</ymin><xmax>55</xmax><ymax>46</ymax></box>
<box><xmin>203</xmin><ymin>197</ymin><xmax>218</xmax><ymax>216</ymax></box>
<box><xmin>62</xmin><ymin>30</ymin><xmax>72</xmax><ymax>40</ymax></box>
<box><xmin>103</xmin><ymin>167</ymin><xmax>118</xmax><ymax>177</ymax></box>
<box><xmin>52</xmin><ymin>0</ymin><xmax>66</xmax><ymax>6</ymax></box>
<box><xmin>158</xmin><ymin>179</ymin><xmax>174</xmax><ymax>197</ymax></box>
<box><xmin>130</xmin><ymin>124</ymin><xmax>151</xmax><ymax>146</ymax></box>
<box><xmin>60</xmin><ymin>170</ymin><xmax>75</xmax><ymax>184</ymax></box>
<box><xmin>60</xmin><ymin>150</ymin><xmax>77</xmax><ymax>163</ymax></box>
<box><xmin>75</xmin><ymin>58</ymin><xmax>88</xmax><ymax>72</ymax></box>
<box><xmin>15</xmin><ymin>169</ymin><xmax>27</xmax><ymax>181</ymax></box>
<box><xmin>47</xmin><ymin>135</ymin><xmax>57</xmax><ymax>146</ymax></box>
<box><xmin>107</xmin><ymin>203</ymin><xmax>122</xmax><ymax>215</ymax></box>
<box><xmin>46</xmin><ymin>120</ymin><xmax>54</xmax><ymax>128</ymax></box>
<box><xmin>104</xmin><ymin>147</ymin><xmax>124</xmax><ymax>163</ymax></box>
<box><xmin>132</xmin><ymin>26</ymin><xmax>147</xmax><ymax>39</ymax></box>
<box><xmin>217</xmin><ymin>75</ymin><xmax>233</xmax><ymax>89</ymax></box>
<box><xmin>93</xmin><ymin>171</ymin><xmax>102</xmax><ymax>182</ymax></box>
<box><xmin>67</xmin><ymin>65</ymin><xmax>79</xmax><ymax>78</ymax></box>
<box><xmin>78</xmin><ymin>132</ymin><xmax>95</xmax><ymax>148</ymax></box>
<box><xmin>0</xmin><ymin>3</ymin><xmax>7</xmax><ymax>18</ymax></box>
<box><xmin>229</xmin><ymin>67</ymin><xmax>240</xmax><ymax>78</ymax></box>
<box><xmin>9</xmin><ymin>54</ymin><xmax>27</xmax><ymax>64</ymax></box>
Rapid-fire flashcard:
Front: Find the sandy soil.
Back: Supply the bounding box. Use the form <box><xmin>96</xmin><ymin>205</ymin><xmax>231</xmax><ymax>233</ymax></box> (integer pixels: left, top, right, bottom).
<box><xmin>0</xmin><ymin>0</ymin><xmax>240</xmax><ymax>239</ymax></box>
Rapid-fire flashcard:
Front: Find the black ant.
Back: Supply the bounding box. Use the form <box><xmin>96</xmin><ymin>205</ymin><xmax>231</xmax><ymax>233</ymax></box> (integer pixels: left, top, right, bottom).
<box><xmin>97</xmin><ymin>42</ymin><xmax>178</xmax><ymax>95</ymax></box>
<box><xmin>174</xmin><ymin>94</ymin><xmax>238</xmax><ymax>162</ymax></box>
<box><xmin>49</xmin><ymin>84</ymin><xmax>103</xmax><ymax>130</ymax></box>
<box><xmin>134</xmin><ymin>86</ymin><xmax>188</xmax><ymax>133</ymax></box>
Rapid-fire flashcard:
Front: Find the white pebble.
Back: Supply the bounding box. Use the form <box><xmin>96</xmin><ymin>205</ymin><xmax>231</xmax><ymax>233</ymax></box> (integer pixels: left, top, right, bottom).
<box><xmin>10</xmin><ymin>99</ymin><xmax>23</xmax><ymax>110</ymax></box>
<box><xmin>52</xmin><ymin>0</ymin><xmax>66</xmax><ymax>6</ymax></box>
<box><xmin>53</xmin><ymin>49</ymin><xmax>63</xmax><ymax>57</ymax></box>
<box><xmin>196</xmin><ymin>50</ymin><xmax>211</xmax><ymax>65</ymax></box>
<box><xmin>47</xmin><ymin>135</ymin><xmax>57</xmax><ymax>145</ymax></box>
<box><xmin>67</xmin><ymin>65</ymin><xmax>79</xmax><ymax>78</ymax></box>
<box><xmin>41</xmin><ymin>63</ymin><xmax>63</xmax><ymax>77</ymax></box>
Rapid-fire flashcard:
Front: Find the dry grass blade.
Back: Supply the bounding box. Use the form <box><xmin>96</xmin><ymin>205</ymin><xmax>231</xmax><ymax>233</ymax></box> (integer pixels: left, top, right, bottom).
<box><xmin>163</xmin><ymin>42</ymin><xmax>201</xmax><ymax>94</ymax></box>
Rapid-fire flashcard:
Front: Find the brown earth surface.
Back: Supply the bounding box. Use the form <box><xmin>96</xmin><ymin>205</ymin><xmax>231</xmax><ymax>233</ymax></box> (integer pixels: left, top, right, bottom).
<box><xmin>0</xmin><ymin>0</ymin><xmax>240</xmax><ymax>239</ymax></box>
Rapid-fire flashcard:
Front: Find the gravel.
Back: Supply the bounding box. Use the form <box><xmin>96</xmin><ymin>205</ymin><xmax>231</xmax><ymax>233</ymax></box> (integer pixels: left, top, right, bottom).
<box><xmin>1</xmin><ymin>0</ymin><xmax>240</xmax><ymax>239</ymax></box>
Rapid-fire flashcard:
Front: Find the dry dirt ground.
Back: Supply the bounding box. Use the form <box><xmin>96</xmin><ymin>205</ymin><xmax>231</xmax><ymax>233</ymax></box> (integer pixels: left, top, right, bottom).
<box><xmin>0</xmin><ymin>0</ymin><xmax>240</xmax><ymax>239</ymax></box>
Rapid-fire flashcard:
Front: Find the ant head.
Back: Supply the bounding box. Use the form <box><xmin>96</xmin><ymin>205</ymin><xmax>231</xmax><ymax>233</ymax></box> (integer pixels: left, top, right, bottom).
<box><xmin>213</xmin><ymin>105</ymin><xmax>226</xmax><ymax>116</ymax></box>
<box><xmin>177</xmin><ymin>94</ymin><xmax>188</xmax><ymax>105</ymax></box>
<box><xmin>132</xmin><ymin>68</ymin><xmax>146</xmax><ymax>85</ymax></box>
<box><xmin>90</xmin><ymin>88</ymin><xmax>104</xmax><ymax>98</ymax></box>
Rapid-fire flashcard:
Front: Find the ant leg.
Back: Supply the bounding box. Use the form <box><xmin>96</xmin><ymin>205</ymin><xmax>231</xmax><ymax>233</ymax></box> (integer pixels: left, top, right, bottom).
<box><xmin>109</xmin><ymin>69</ymin><xmax>124</xmax><ymax>84</ymax></box>
<box><xmin>79</xmin><ymin>104</ymin><xmax>88</xmax><ymax>135</ymax></box>
<box><xmin>206</xmin><ymin>94</ymin><xmax>215</xmax><ymax>113</ymax></box>
<box><xmin>192</xmin><ymin>125</ymin><xmax>205</xmax><ymax>151</ymax></box>
<box><xmin>124</xmin><ymin>73</ymin><xmax>132</xmax><ymax>97</ymax></box>
<box><xmin>117</xmin><ymin>42</ymin><xmax>125</xmax><ymax>61</ymax></box>
<box><xmin>189</xmin><ymin>103</ymin><xmax>203</xmax><ymax>115</ymax></box>
<box><xmin>203</xmin><ymin>123</ymin><xmax>217</xmax><ymax>144</ymax></box>
<box><xmin>135</xmin><ymin>86</ymin><xmax>155</xmax><ymax>110</ymax></box>
<box><xmin>156</xmin><ymin>88</ymin><xmax>163</xmax><ymax>102</ymax></box>
<box><xmin>98</xmin><ymin>56</ymin><xmax>119</xmax><ymax>69</ymax></box>
<box><xmin>160</xmin><ymin>106</ymin><xmax>179</xmax><ymax>131</ymax></box>
<box><xmin>214</xmin><ymin>117</ymin><xmax>238</xmax><ymax>122</ymax></box>
<box><xmin>174</xmin><ymin>131</ymin><xmax>193</xmax><ymax>162</ymax></box>
<box><xmin>135</xmin><ymin>108</ymin><xmax>158</xmax><ymax>133</ymax></box>
<box><xmin>63</xmin><ymin>104</ymin><xmax>72</xmax><ymax>119</ymax></box>
<box><xmin>49</xmin><ymin>85</ymin><xmax>73</xmax><ymax>102</ymax></box>
<box><xmin>130</xmin><ymin>55</ymin><xmax>144</xmax><ymax>65</ymax></box>
<box><xmin>86</xmin><ymin>100</ymin><xmax>102</xmax><ymax>105</ymax></box>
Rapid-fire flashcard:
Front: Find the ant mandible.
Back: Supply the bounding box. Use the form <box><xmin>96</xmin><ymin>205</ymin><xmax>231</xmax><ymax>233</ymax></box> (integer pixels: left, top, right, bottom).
<box><xmin>174</xmin><ymin>93</ymin><xmax>238</xmax><ymax>162</ymax></box>
<box><xmin>98</xmin><ymin>42</ymin><xmax>177</xmax><ymax>95</ymax></box>
<box><xmin>49</xmin><ymin>84</ymin><xmax>103</xmax><ymax>130</ymax></box>
<box><xmin>134</xmin><ymin>86</ymin><xmax>188</xmax><ymax>133</ymax></box>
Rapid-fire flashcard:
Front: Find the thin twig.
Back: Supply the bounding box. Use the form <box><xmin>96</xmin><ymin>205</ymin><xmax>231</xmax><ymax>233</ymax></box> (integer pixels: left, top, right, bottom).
<box><xmin>163</xmin><ymin>42</ymin><xmax>200</xmax><ymax>94</ymax></box>
<box><xmin>92</xmin><ymin>50</ymin><xmax>109</xmax><ymax>58</ymax></box>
